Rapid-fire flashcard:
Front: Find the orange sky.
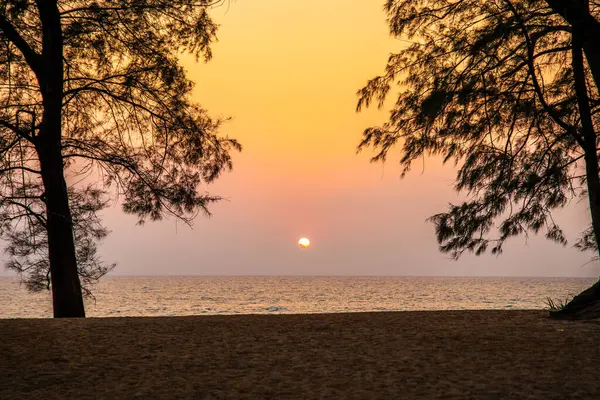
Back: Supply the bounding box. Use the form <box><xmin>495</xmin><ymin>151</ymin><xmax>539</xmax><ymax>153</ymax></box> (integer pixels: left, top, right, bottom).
<box><xmin>183</xmin><ymin>0</ymin><xmax>402</xmax><ymax>183</ymax></box>
<box><xmin>95</xmin><ymin>0</ymin><xmax>597</xmax><ymax>277</ymax></box>
<box><xmin>8</xmin><ymin>0</ymin><xmax>597</xmax><ymax>277</ymax></box>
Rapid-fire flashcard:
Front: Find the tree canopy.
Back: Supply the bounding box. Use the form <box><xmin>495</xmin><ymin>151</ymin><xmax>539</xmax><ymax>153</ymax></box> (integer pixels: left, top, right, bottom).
<box><xmin>0</xmin><ymin>0</ymin><xmax>239</xmax><ymax>314</ymax></box>
<box><xmin>358</xmin><ymin>0</ymin><xmax>600</xmax><ymax>260</ymax></box>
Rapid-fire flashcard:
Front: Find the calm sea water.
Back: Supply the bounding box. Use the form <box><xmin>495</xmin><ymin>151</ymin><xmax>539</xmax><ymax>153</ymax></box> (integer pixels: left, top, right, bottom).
<box><xmin>0</xmin><ymin>276</ymin><xmax>595</xmax><ymax>318</ymax></box>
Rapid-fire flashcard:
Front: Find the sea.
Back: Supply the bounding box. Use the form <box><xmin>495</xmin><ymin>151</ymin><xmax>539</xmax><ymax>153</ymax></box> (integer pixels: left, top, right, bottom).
<box><xmin>0</xmin><ymin>276</ymin><xmax>596</xmax><ymax>318</ymax></box>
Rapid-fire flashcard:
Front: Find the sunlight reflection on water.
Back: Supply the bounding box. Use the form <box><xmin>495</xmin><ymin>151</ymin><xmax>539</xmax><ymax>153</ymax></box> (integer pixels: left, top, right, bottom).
<box><xmin>0</xmin><ymin>276</ymin><xmax>595</xmax><ymax>318</ymax></box>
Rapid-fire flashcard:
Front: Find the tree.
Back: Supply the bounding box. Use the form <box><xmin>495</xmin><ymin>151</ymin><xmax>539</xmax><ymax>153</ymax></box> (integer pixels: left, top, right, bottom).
<box><xmin>0</xmin><ymin>0</ymin><xmax>240</xmax><ymax>318</ymax></box>
<box><xmin>358</xmin><ymin>0</ymin><xmax>600</xmax><ymax>317</ymax></box>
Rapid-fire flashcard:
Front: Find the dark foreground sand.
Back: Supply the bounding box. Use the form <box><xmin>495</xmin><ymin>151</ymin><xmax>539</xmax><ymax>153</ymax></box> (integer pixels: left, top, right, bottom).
<box><xmin>1</xmin><ymin>311</ymin><xmax>599</xmax><ymax>399</ymax></box>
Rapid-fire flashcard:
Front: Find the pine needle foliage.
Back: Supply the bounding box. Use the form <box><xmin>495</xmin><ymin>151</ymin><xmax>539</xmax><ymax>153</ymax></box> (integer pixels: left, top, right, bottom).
<box><xmin>358</xmin><ymin>0</ymin><xmax>600</xmax><ymax>260</ymax></box>
<box><xmin>0</xmin><ymin>1</ymin><xmax>240</xmax><ymax>299</ymax></box>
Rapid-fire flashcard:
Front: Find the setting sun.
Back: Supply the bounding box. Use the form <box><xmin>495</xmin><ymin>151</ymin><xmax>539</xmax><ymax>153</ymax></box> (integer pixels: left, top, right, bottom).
<box><xmin>298</xmin><ymin>237</ymin><xmax>311</xmax><ymax>249</ymax></box>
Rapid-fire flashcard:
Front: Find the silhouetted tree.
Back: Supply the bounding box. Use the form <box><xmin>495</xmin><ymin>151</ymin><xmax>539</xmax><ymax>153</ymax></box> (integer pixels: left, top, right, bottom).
<box><xmin>358</xmin><ymin>0</ymin><xmax>600</xmax><ymax>317</ymax></box>
<box><xmin>0</xmin><ymin>0</ymin><xmax>240</xmax><ymax>317</ymax></box>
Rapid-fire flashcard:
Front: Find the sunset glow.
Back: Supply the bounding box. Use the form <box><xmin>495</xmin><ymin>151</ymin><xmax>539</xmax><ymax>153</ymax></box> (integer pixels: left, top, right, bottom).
<box><xmin>89</xmin><ymin>0</ymin><xmax>594</xmax><ymax>277</ymax></box>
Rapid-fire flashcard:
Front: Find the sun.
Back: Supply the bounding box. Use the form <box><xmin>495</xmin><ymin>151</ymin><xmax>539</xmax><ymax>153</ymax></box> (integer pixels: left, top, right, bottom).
<box><xmin>298</xmin><ymin>237</ymin><xmax>311</xmax><ymax>248</ymax></box>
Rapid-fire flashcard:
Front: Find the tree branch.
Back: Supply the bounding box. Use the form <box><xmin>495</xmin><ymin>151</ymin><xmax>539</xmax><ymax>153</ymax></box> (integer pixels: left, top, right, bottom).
<box><xmin>0</xmin><ymin>13</ymin><xmax>42</xmax><ymax>77</ymax></box>
<box><xmin>503</xmin><ymin>0</ymin><xmax>585</xmax><ymax>148</ymax></box>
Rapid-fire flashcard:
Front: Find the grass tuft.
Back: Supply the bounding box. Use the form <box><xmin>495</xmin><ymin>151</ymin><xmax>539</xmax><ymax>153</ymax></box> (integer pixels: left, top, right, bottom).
<box><xmin>545</xmin><ymin>295</ymin><xmax>574</xmax><ymax>311</ymax></box>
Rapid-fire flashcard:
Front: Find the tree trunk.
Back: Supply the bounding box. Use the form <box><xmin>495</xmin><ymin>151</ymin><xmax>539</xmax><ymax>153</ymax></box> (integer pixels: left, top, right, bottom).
<box><xmin>556</xmin><ymin>138</ymin><xmax>600</xmax><ymax>318</ymax></box>
<box><xmin>35</xmin><ymin>0</ymin><xmax>85</xmax><ymax>318</ymax></box>
<box><xmin>550</xmin><ymin>4</ymin><xmax>600</xmax><ymax>319</ymax></box>
<box><xmin>37</xmin><ymin>139</ymin><xmax>85</xmax><ymax>318</ymax></box>
<box><xmin>545</xmin><ymin>0</ymin><xmax>600</xmax><ymax>89</ymax></box>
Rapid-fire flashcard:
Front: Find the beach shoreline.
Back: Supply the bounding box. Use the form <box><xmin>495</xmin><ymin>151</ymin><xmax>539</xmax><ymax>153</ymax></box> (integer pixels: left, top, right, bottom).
<box><xmin>2</xmin><ymin>310</ymin><xmax>599</xmax><ymax>399</ymax></box>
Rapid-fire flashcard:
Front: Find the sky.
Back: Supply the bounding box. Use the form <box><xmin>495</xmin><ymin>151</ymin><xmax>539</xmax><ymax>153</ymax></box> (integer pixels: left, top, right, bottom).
<box><xmin>4</xmin><ymin>0</ymin><xmax>599</xmax><ymax>277</ymax></box>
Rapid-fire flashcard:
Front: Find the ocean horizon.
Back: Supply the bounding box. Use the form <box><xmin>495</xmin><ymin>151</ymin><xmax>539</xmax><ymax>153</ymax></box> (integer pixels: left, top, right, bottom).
<box><xmin>0</xmin><ymin>275</ymin><xmax>595</xmax><ymax>318</ymax></box>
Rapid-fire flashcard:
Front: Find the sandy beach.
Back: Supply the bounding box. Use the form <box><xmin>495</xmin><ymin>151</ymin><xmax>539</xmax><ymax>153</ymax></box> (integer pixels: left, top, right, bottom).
<box><xmin>1</xmin><ymin>310</ymin><xmax>599</xmax><ymax>399</ymax></box>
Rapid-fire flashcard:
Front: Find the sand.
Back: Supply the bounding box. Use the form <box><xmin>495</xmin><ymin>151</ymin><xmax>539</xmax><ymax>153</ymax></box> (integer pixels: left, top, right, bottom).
<box><xmin>1</xmin><ymin>310</ymin><xmax>599</xmax><ymax>399</ymax></box>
